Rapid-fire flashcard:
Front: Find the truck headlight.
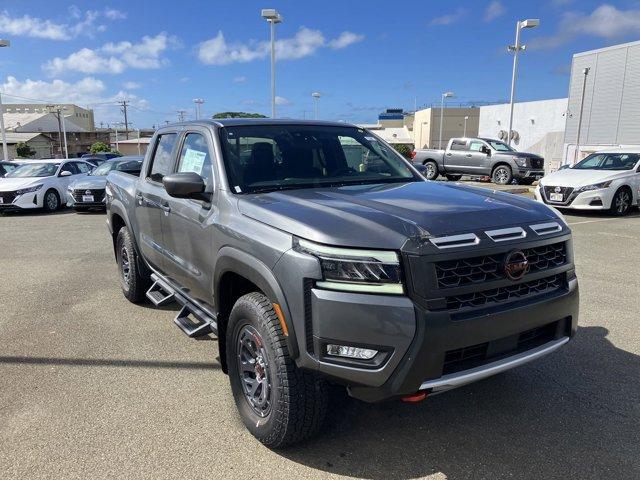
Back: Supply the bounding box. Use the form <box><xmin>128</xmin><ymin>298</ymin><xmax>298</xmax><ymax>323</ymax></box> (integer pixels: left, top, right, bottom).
<box><xmin>514</xmin><ymin>157</ymin><xmax>528</xmax><ymax>167</ymax></box>
<box><xmin>575</xmin><ymin>181</ymin><xmax>612</xmax><ymax>192</ymax></box>
<box><xmin>295</xmin><ymin>238</ymin><xmax>404</xmax><ymax>294</ymax></box>
<box><xmin>16</xmin><ymin>184</ymin><xmax>43</xmax><ymax>195</ymax></box>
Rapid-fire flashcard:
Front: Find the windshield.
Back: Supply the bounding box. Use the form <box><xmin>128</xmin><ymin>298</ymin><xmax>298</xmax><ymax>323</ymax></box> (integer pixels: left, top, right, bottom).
<box><xmin>6</xmin><ymin>163</ymin><xmax>59</xmax><ymax>178</ymax></box>
<box><xmin>486</xmin><ymin>140</ymin><xmax>514</xmax><ymax>152</ymax></box>
<box><xmin>90</xmin><ymin>162</ymin><xmax>117</xmax><ymax>176</ymax></box>
<box><xmin>573</xmin><ymin>153</ymin><xmax>639</xmax><ymax>171</ymax></box>
<box><xmin>218</xmin><ymin>125</ymin><xmax>419</xmax><ymax>193</ymax></box>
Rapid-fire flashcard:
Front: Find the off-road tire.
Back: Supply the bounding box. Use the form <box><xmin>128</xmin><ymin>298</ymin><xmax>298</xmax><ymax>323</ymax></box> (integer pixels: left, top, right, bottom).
<box><xmin>116</xmin><ymin>226</ymin><xmax>150</xmax><ymax>303</ymax></box>
<box><xmin>609</xmin><ymin>187</ymin><xmax>632</xmax><ymax>216</ymax></box>
<box><xmin>423</xmin><ymin>160</ymin><xmax>439</xmax><ymax>180</ymax></box>
<box><xmin>227</xmin><ymin>292</ymin><xmax>327</xmax><ymax>448</ymax></box>
<box><xmin>492</xmin><ymin>165</ymin><xmax>513</xmax><ymax>185</ymax></box>
<box><xmin>42</xmin><ymin>189</ymin><xmax>60</xmax><ymax>213</ymax></box>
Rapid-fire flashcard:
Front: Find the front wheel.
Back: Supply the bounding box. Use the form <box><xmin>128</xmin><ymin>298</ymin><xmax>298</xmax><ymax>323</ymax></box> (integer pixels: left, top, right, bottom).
<box><xmin>42</xmin><ymin>189</ymin><xmax>60</xmax><ymax>213</ymax></box>
<box><xmin>422</xmin><ymin>161</ymin><xmax>439</xmax><ymax>180</ymax></box>
<box><xmin>609</xmin><ymin>188</ymin><xmax>632</xmax><ymax>216</ymax></box>
<box><xmin>116</xmin><ymin>226</ymin><xmax>150</xmax><ymax>303</ymax></box>
<box><xmin>492</xmin><ymin>165</ymin><xmax>513</xmax><ymax>185</ymax></box>
<box><xmin>227</xmin><ymin>293</ymin><xmax>327</xmax><ymax>448</ymax></box>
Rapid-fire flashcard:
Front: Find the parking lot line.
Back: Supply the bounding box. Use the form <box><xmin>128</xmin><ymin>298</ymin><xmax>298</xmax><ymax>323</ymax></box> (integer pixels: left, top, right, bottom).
<box><xmin>566</xmin><ymin>215</ymin><xmax>640</xmax><ymax>226</ymax></box>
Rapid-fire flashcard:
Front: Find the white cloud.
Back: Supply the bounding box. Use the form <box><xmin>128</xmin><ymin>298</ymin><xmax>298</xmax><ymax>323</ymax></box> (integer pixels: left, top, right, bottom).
<box><xmin>275</xmin><ymin>96</ymin><xmax>292</xmax><ymax>106</ymax></box>
<box><xmin>43</xmin><ymin>33</ymin><xmax>177</xmax><ymax>75</ymax></box>
<box><xmin>122</xmin><ymin>81</ymin><xmax>141</xmax><ymax>89</ymax></box>
<box><xmin>179</xmin><ymin>76</ymin><xmax>189</xmax><ymax>83</ymax></box>
<box><xmin>530</xmin><ymin>4</ymin><xmax>640</xmax><ymax>49</ymax></box>
<box><xmin>104</xmin><ymin>8</ymin><xmax>127</xmax><ymax>20</ymax></box>
<box><xmin>327</xmin><ymin>31</ymin><xmax>364</xmax><ymax>49</ymax></box>
<box><xmin>198</xmin><ymin>27</ymin><xmax>363</xmax><ymax>65</ymax></box>
<box><xmin>233</xmin><ymin>76</ymin><xmax>247</xmax><ymax>84</ymax></box>
<box><xmin>0</xmin><ymin>8</ymin><xmax>122</xmax><ymax>41</ymax></box>
<box><xmin>484</xmin><ymin>1</ymin><xmax>506</xmax><ymax>22</ymax></box>
<box><xmin>429</xmin><ymin>8</ymin><xmax>468</xmax><ymax>26</ymax></box>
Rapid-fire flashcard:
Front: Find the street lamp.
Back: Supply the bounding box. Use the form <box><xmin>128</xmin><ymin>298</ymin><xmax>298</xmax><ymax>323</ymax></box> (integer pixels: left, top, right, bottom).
<box><xmin>261</xmin><ymin>8</ymin><xmax>283</xmax><ymax>118</ymax></box>
<box><xmin>193</xmin><ymin>98</ymin><xmax>205</xmax><ymax>120</ymax></box>
<box><xmin>463</xmin><ymin>115</ymin><xmax>469</xmax><ymax>137</ymax></box>
<box><xmin>506</xmin><ymin>18</ymin><xmax>539</xmax><ymax>146</ymax></box>
<box><xmin>438</xmin><ymin>91</ymin><xmax>454</xmax><ymax>149</ymax></box>
<box><xmin>0</xmin><ymin>39</ymin><xmax>10</xmax><ymax>162</ymax></box>
<box><xmin>311</xmin><ymin>92</ymin><xmax>321</xmax><ymax>120</ymax></box>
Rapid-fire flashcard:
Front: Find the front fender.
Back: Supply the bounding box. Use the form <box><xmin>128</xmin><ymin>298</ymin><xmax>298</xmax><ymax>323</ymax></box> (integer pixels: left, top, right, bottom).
<box><xmin>214</xmin><ymin>246</ymin><xmax>299</xmax><ymax>359</ymax></box>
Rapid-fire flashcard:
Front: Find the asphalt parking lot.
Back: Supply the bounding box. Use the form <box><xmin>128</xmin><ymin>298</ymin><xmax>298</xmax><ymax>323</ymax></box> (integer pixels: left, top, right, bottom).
<box><xmin>1</xmin><ymin>207</ymin><xmax>639</xmax><ymax>480</ymax></box>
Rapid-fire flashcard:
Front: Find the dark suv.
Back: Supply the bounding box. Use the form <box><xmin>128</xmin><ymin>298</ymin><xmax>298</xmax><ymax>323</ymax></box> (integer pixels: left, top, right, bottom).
<box><xmin>105</xmin><ymin>120</ymin><xmax>579</xmax><ymax>447</ymax></box>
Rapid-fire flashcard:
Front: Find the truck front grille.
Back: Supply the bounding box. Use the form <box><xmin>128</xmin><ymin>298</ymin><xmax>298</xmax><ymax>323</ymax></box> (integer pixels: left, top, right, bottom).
<box><xmin>72</xmin><ymin>188</ymin><xmax>105</xmax><ymax>202</ymax></box>
<box><xmin>435</xmin><ymin>242</ymin><xmax>566</xmax><ymax>288</ymax></box>
<box><xmin>529</xmin><ymin>158</ymin><xmax>543</xmax><ymax>169</ymax></box>
<box><xmin>445</xmin><ymin>274</ymin><xmax>564</xmax><ymax>311</ymax></box>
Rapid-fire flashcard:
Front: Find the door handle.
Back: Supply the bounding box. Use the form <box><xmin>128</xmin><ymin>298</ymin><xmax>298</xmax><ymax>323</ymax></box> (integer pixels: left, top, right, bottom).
<box><xmin>446</xmin><ymin>153</ymin><xmax>452</xmax><ymax>156</ymax></box>
<box><xmin>135</xmin><ymin>193</ymin><xmax>144</xmax><ymax>205</ymax></box>
<box><xmin>160</xmin><ymin>203</ymin><xmax>171</xmax><ymax>214</ymax></box>
<box><xmin>466</xmin><ymin>154</ymin><xmax>472</xmax><ymax>157</ymax></box>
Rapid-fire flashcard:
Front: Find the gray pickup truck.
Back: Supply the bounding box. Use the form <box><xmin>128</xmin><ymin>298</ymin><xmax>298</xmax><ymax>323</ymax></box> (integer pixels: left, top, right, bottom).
<box><xmin>412</xmin><ymin>137</ymin><xmax>545</xmax><ymax>185</ymax></box>
<box><xmin>105</xmin><ymin>120</ymin><xmax>578</xmax><ymax>448</ymax></box>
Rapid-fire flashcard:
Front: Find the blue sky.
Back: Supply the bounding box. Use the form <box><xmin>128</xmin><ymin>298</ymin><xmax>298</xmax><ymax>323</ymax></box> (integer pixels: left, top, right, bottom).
<box><xmin>1</xmin><ymin>0</ymin><xmax>640</xmax><ymax>128</ymax></box>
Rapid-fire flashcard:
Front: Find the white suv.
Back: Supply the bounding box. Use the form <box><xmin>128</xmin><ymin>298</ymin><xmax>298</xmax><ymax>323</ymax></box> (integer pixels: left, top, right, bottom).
<box><xmin>536</xmin><ymin>149</ymin><xmax>640</xmax><ymax>216</ymax></box>
<box><xmin>0</xmin><ymin>159</ymin><xmax>93</xmax><ymax>213</ymax></box>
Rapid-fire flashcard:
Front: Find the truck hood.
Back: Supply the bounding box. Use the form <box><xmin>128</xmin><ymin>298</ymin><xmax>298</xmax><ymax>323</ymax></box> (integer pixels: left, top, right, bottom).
<box><xmin>494</xmin><ymin>151</ymin><xmax>543</xmax><ymax>159</ymax></box>
<box><xmin>540</xmin><ymin>168</ymin><xmax>629</xmax><ymax>188</ymax></box>
<box><xmin>69</xmin><ymin>175</ymin><xmax>105</xmax><ymax>190</ymax></box>
<box><xmin>238</xmin><ymin>181</ymin><xmax>557</xmax><ymax>249</ymax></box>
<box><xmin>0</xmin><ymin>177</ymin><xmax>50</xmax><ymax>191</ymax></box>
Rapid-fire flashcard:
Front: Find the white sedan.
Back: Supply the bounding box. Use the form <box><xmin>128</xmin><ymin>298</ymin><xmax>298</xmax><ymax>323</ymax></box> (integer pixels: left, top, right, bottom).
<box><xmin>0</xmin><ymin>159</ymin><xmax>93</xmax><ymax>213</ymax></box>
<box><xmin>535</xmin><ymin>149</ymin><xmax>640</xmax><ymax>216</ymax></box>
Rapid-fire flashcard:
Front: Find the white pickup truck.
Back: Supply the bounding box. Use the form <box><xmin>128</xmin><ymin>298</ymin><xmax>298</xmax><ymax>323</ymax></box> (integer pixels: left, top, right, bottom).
<box><xmin>412</xmin><ymin>137</ymin><xmax>545</xmax><ymax>185</ymax></box>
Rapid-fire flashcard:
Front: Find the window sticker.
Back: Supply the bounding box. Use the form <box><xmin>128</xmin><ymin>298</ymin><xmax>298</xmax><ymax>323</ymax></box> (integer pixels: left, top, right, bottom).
<box><xmin>181</xmin><ymin>149</ymin><xmax>207</xmax><ymax>174</ymax></box>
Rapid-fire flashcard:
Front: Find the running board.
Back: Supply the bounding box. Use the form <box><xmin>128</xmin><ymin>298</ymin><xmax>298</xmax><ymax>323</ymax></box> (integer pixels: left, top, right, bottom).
<box><xmin>174</xmin><ymin>305</ymin><xmax>215</xmax><ymax>338</ymax></box>
<box><xmin>146</xmin><ymin>280</ymin><xmax>175</xmax><ymax>306</ymax></box>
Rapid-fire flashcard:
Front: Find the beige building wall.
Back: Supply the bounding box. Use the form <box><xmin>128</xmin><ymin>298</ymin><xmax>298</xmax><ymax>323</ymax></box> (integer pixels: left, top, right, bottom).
<box><xmin>3</xmin><ymin>103</ymin><xmax>95</xmax><ymax>131</ymax></box>
<box><xmin>413</xmin><ymin>108</ymin><xmax>480</xmax><ymax>149</ymax></box>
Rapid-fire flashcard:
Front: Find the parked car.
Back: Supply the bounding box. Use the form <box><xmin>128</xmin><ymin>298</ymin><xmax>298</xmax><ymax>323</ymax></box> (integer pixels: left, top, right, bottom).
<box><xmin>81</xmin><ymin>156</ymin><xmax>109</xmax><ymax>168</ymax></box>
<box><xmin>82</xmin><ymin>152</ymin><xmax>120</xmax><ymax>161</ymax></box>
<box><xmin>0</xmin><ymin>161</ymin><xmax>19</xmax><ymax>177</ymax></box>
<box><xmin>106</xmin><ymin>120</ymin><xmax>578</xmax><ymax>448</ymax></box>
<box><xmin>67</xmin><ymin>156</ymin><xmax>143</xmax><ymax>212</ymax></box>
<box><xmin>0</xmin><ymin>159</ymin><xmax>93</xmax><ymax>212</ymax></box>
<box><xmin>535</xmin><ymin>149</ymin><xmax>640</xmax><ymax>215</ymax></box>
<box><xmin>412</xmin><ymin>137</ymin><xmax>545</xmax><ymax>185</ymax></box>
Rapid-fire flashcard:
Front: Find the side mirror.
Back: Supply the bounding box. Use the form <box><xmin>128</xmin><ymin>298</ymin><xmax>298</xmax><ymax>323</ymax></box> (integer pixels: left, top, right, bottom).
<box><xmin>59</xmin><ymin>170</ymin><xmax>72</xmax><ymax>177</ymax></box>
<box><xmin>481</xmin><ymin>146</ymin><xmax>491</xmax><ymax>155</ymax></box>
<box><xmin>163</xmin><ymin>172</ymin><xmax>211</xmax><ymax>202</ymax></box>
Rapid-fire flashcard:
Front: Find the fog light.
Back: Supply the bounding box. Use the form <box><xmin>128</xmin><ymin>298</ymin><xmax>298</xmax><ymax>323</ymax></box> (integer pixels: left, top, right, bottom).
<box><xmin>326</xmin><ymin>344</ymin><xmax>378</xmax><ymax>360</ymax></box>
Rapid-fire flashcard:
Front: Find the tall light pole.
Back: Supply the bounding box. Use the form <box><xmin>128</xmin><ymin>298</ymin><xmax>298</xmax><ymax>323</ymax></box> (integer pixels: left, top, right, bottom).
<box><xmin>312</xmin><ymin>92</ymin><xmax>321</xmax><ymax>120</ymax></box>
<box><xmin>0</xmin><ymin>39</ymin><xmax>10</xmax><ymax>161</ymax></box>
<box><xmin>507</xmin><ymin>18</ymin><xmax>539</xmax><ymax>146</ymax></box>
<box><xmin>261</xmin><ymin>9</ymin><xmax>283</xmax><ymax>118</ymax></box>
<box><xmin>193</xmin><ymin>98</ymin><xmax>205</xmax><ymax>120</ymax></box>
<box><xmin>575</xmin><ymin>67</ymin><xmax>590</xmax><ymax>164</ymax></box>
<box><xmin>463</xmin><ymin>115</ymin><xmax>469</xmax><ymax>137</ymax></box>
<box><xmin>438</xmin><ymin>92</ymin><xmax>454</xmax><ymax>149</ymax></box>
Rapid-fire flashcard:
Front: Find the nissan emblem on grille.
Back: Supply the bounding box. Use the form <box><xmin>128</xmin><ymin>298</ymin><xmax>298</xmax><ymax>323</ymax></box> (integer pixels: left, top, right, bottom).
<box><xmin>503</xmin><ymin>250</ymin><xmax>530</xmax><ymax>281</ymax></box>
<box><xmin>85</xmin><ymin>190</ymin><xmax>92</xmax><ymax>195</ymax></box>
<box><xmin>554</xmin><ymin>186</ymin><xmax>562</xmax><ymax>193</ymax></box>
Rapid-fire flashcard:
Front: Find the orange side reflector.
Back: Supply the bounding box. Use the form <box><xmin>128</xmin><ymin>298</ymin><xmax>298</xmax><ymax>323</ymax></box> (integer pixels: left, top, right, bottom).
<box><xmin>272</xmin><ymin>303</ymin><xmax>288</xmax><ymax>336</ymax></box>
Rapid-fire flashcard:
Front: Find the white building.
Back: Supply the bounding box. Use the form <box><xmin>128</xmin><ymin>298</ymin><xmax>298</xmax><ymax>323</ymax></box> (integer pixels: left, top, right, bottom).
<box><xmin>478</xmin><ymin>98</ymin><xmax>568</xmax><ymax>172</ymax></box>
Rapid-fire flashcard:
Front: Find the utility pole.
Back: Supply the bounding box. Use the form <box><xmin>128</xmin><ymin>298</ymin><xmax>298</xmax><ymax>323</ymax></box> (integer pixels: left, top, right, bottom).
<box><xmin>47</xmin><ymin>104</ymin><xmax>66</xmax><ymax>158</ymax></box>
<box><xmin>575</xmin><ymin>67</ymin><xmax>590</xmax><ymax>164</ymax></box>
<box><xmin>118</xmin><ymin>100</ymin><xmax>130</xmax><ymax>139</ymax></box>
<box><xmin>193</xmin><ymin>98</ymin><xmax>205</xmax><ymax>120</ymax></box>
<box><xmin>177</xmin><ymin>110</ymin><xmax>187</xmax><ymax>122</ymax></box>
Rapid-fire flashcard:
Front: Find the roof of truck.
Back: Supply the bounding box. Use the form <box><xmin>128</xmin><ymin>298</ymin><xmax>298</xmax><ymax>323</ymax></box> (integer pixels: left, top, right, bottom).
<box><xmin>165</xmin><ymin>119</ymin><xmax>357</xmax><ymax>129</ymax></box>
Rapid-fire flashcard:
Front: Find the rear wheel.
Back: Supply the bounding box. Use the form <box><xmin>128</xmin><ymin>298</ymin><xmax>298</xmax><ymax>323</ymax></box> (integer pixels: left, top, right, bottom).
<box><xmin>445</xmin><ymin>174</ymin><xmax>462</xmax><ymax>181</ymax></box>
<box><xmin>42</xmin><ymin>189</ymin><xmax>60</xmax><ymax>213</ymax></box>
<box><xmin>227</xmin><ymin>293</ymin><xmax>327</xmax><ymax>448</ymax></box>
<box><xmin>492</xmin><ymin>165</ymin><xmax>513</xmax><ymax>185</ymax></box>
<box><xmin>116</xmin><ymin>226</ymin><xmax>150</xmax><ymax>303</ymax></box>
<box><xmin>609</xmin><ymin>187</ymin><xmax>632</xmax><ymax>216</ymax></box>
<box><xmin>422</xmin><ymin>160</ymin><xmax>439</xmax><ymax>180</ymax></box>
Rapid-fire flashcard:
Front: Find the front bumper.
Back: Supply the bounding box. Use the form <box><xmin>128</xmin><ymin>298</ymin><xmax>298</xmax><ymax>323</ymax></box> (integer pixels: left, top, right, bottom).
<box><xmin>67</xmin><ymin>190</ymin><xmax>107</xmax><ymax>209</ymax></box>
<box><xmin>515</xmin><ymin>169</ymin><xmax>545</xmax><ymax>180</ymax></box>
<box><xmin>535</xmin><ymin>186</ymin><xmax>614</xmax><ymax>210</ymax></box>
<box><xmin>0</xmin><ymin>191</ymin><xmax>41</xmax><ymax>211</ymax></box>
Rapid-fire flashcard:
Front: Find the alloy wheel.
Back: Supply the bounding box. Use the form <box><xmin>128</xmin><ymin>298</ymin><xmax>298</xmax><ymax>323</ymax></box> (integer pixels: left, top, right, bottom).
<box><xmin>236</xmin><ymin>325</ymin><xmax>272</xmax><ymax>417</ymax></box>
<box><xmin>615</xmin><ymin>190</ymin><xmax>630</xmax><ymax>214</ymax></box>
<box><xmin>495</xmin><ymin>167</ymin><xmax>509</xmax><ymax>184</ymax></box>
<box><xmin>46</xmin><ymin>192</ymin><xmax>58</xmax><ymax>210</ymax></box>
<box><xmin>425</xmin><ymin>163</ymin><xmax>436</xmax><ymax>180</ymax></box>
<box><xmin>120</xmin><ymin>246</ymin><xmax>131</xmax><ymax>287</ymax></box>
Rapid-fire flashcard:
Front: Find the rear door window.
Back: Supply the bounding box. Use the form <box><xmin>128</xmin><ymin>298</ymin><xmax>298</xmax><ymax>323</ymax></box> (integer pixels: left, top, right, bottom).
<box><xmin>148</xmin><ymin>133</ymin><xmax>178</xmax><ymax>182</ymax></box>
<box><xmin>449</xmin><ymin>140</ymin><xmax>468</xmax><ymax>151</ymax></box>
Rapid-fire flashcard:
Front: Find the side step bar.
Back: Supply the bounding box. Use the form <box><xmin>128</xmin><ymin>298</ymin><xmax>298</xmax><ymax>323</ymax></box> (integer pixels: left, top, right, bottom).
<box><xmin>147</xmin><ymin>273</ymin><xmax>218</xmax><ymax>338</ymax></box>
<box><xmin>146</xmin><ymin>280</ymin><xmax>175</xmax><ymax>306</ymax></box>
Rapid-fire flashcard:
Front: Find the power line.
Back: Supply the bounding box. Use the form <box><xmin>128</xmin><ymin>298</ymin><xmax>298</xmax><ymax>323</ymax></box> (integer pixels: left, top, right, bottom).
<box><xmin>118</xmin><ymin>100</ymin><xmax>130</xmax><ymax>140</ymax></box>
